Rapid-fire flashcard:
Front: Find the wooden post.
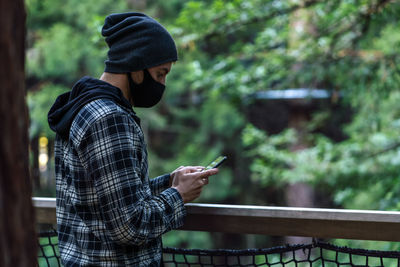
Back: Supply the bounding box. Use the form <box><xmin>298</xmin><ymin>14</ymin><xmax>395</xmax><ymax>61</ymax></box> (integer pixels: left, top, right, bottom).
<box><xmin>0</xmin><ymin>0</ymin><xmax>37</xmax><ymax>266</ymax></box>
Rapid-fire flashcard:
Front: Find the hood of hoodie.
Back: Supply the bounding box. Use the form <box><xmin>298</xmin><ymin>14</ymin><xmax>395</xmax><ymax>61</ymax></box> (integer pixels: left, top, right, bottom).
<box><xmin>48</xmin><ymin>76</ymin><xmax>133</xmax><ymax>139</ymax></box>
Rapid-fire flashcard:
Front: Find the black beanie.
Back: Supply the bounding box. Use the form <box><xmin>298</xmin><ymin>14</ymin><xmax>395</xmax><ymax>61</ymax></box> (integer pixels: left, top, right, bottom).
<box><xmin>102</xmin><ymin>12</ymin><xmax>178</xmax><ymax>73</ymax></box>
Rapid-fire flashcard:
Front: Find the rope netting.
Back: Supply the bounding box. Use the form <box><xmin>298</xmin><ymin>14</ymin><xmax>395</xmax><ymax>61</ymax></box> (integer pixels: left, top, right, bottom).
<box><xmin>38</xmin><ymin>230</ymin><xmax>400</xmax><ymax>267</ymax></box>
<box><xmin>38</xmin><ymin>229</ymin><xmax>62</xmax><ymax>267</ymax></box>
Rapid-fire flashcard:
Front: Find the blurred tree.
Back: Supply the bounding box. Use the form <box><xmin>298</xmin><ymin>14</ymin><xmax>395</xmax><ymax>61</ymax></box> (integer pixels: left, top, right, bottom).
<box><xmin>172</xmin><ymin>0</ymin><xmax>400</xmax><ymax>211</ymax></box>
<box><xmin>0</xmin><ymin>0</ymin><xmax>36</xmax><ymax>265</ymax></box>
<box><xmin>169</xmin><ymin>0</ymin><xmax>400</xmax><ymax>248</ymax></box>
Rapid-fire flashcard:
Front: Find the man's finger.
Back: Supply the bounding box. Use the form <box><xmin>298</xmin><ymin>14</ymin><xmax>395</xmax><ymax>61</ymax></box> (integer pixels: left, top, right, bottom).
<box><xmin>188</xmin><ymin>168</ymin><xmax>218</xmax><ymax>180</ymax></box>
<box><xmin>184</xmin><ymin>166</ymin><xmax>205</xmax><ymax>173</ymax></box>
<box><xmin>200</xmin><ymin>168</ymin><xmax>219</xmax><ymax>178</ymax></box>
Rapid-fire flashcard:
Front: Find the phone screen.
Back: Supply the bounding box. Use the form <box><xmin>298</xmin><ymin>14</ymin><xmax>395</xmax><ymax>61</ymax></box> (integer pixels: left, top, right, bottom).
<box><xmin>204</xmin><ymin>156</ymin><xmax>227</xmax><ymax>171</ymax></box>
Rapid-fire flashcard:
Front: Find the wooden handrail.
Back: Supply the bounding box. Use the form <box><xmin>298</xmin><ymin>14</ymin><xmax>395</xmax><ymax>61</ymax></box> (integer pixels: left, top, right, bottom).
<box><xmin>32</xmin><ymin>197</ymin><xmax>400</xmax><ymax>241</ymax></box>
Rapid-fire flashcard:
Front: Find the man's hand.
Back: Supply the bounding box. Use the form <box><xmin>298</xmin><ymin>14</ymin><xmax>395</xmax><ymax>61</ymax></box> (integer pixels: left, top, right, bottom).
<box><xmin>170</xmin><ymin>166</ymin><xmax>218</xmax><ymax>203</ymax></box>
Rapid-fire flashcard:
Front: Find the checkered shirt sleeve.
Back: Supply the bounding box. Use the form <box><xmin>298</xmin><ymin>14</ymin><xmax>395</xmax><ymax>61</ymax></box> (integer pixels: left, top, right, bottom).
<box><xmin>77</xmin><ymin>110</ymin><xmax>186</xmax><ymax>245</ymax></box>
<box><xmin>150</xmin><ymin>174</ymin><xmax>171</xmax><ymax>196</ymax></box>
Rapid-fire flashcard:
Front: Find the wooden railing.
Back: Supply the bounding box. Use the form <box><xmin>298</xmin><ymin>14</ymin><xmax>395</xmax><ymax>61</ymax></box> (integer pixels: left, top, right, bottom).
<box><xmin>33</xmin><ymin>197</ymin><xmax>400</xmax><ymax>242</ymax></box>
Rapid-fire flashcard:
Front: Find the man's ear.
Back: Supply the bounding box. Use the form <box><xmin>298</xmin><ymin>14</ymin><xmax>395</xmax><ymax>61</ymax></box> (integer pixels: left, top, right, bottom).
<box><xmin>130</xmin><ymin>70</ymin><xmax>144</xmax><ymax>84</ymax></box>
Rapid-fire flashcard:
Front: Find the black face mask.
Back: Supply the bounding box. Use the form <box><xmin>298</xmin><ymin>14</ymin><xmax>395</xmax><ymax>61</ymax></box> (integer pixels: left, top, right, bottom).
<box><xmin>128</xmin><ymin>69</ymin><xmax>165</xmax><ymax>108</ymax></box>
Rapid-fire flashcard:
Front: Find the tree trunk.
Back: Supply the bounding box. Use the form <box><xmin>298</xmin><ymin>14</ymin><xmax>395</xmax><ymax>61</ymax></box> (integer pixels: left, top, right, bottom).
<box><xmin>0</xmin><ymin>0</ymin><xmax>37</xmax><ymax>266</ymax></box>
<box><xmin>30</xmin><ymin>136</ymin><xmax>40</xmax><ymax>189</ymax></box>
<box><xmin>285</xmin><ymin>112</ymin><xmax>314</xmax><ymax>247</ymax></box>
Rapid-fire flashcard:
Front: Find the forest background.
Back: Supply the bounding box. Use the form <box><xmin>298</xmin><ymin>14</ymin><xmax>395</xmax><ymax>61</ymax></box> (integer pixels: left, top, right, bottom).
<box><xmin>26</xmin><ymin>0</ymin><xmax>400</xmax><ymax>250</ymax></box>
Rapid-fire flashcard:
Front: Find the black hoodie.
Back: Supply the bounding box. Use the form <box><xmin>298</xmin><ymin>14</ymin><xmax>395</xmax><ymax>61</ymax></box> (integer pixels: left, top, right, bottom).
<box><xmin>48</xmin><ymin>76</ymin><xmax>133</xmax><ymax>139</ymax></box>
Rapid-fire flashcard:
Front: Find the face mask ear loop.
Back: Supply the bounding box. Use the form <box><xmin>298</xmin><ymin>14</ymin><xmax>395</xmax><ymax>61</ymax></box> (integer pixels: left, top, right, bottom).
<box><xmin>127</xmin><ymin>73</ymin><xmax>135</xmax><ymax>104</ymax></box>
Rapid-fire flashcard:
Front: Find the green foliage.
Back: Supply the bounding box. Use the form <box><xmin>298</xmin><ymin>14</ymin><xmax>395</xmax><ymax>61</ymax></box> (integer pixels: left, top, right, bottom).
<box><xmin>28</xmin><ymin>23</ymin><xmax>85</xmax><ymax>80</ymax></box>
<box><xmin>28</xmin><ymin>84</ymin><xmax>69</xmax><ymax>138</ymax></box>
<box><xmin>172</xmin><ymin>0</ymin><xmax>400</xmax><ymax>212</ymax></box>
<box><xmin>163</xmin><ymin>230</ymin><xmax>212</xmax><ymax>249</ymax></box>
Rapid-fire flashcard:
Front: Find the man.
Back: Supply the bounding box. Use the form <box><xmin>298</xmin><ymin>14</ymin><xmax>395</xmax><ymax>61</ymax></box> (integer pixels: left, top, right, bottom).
<box><xmin>48</xmin><ymin>12</ymin><xmax>218</xmax><ymax>266</ymax></box>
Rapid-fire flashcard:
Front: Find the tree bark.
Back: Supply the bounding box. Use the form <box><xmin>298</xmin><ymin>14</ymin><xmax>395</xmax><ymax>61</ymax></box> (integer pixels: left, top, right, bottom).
<box><xmin>30</xmin><ymin>136</ymin><xmax>40</xmax><ymax>189</ymax></box>
<box><xmin>0</xmin><ymin>0</ymin><xmax>37</xmax><ymax>266</ymax></box>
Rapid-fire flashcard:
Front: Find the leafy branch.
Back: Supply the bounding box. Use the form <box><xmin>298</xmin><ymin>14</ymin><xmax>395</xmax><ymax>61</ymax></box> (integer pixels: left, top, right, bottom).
<box><xmin>201</xmin><ymin>0</ymin><xmax>322</xmax><ymax>41</ymax></box>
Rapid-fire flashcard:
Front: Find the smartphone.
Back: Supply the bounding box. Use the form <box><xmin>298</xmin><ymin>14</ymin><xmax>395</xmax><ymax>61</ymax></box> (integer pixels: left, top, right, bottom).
<box><xmin>203</xmin><ymin>156</ymin><xmax>227</xmax><ymax>171</ymax></box>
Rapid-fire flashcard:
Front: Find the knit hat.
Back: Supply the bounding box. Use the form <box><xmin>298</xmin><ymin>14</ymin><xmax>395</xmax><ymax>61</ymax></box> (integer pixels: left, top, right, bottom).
<box><xmin>102</xmin><ymin>12</ymin><xmax>178</xmax><ymax>73</ymax></box>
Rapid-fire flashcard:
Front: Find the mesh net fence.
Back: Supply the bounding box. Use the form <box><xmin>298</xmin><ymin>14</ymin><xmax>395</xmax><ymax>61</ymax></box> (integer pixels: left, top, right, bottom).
<box><xmin>38</xmin><ymin>230</ymin><xmax>400</xmax><ymax>267</ymax></box>
<box><xmin>38</xmin><ymin>229</ymin><xmax>62</xmax><ymax>267</ymax></box>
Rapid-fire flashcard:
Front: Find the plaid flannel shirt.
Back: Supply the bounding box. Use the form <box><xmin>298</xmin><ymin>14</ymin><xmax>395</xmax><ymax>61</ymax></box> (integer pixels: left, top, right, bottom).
<box><xmin>54</xmin><ymin>99</ymin><xmax>186</xmax><ymax>266</ymax></box>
